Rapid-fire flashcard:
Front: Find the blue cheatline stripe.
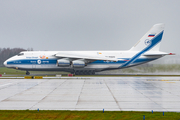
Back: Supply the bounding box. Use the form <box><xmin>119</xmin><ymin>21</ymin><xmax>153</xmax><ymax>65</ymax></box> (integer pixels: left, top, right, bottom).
<box><xmin>7</xmin><ymin>59</ymin><xmax>57</xmax><ymax>65</ymax></box>
<box><xmin>7</xmin><ymin>58</ymin><xmax>157</xmax><ymax>65</ymax></box>
<box><xmin>89</xmin><ymin>58</ymin><xmax>156</xmax><ymax>64</ymax></box>
<box><xmin>132</xmin><ymin>58</ymin><xmax>157</xmax><ymax>63</ymax></box>
<box><xmin>120</xmin><ymin>31</ymin><xmax>164</xmax><ymax>68</ymax></box>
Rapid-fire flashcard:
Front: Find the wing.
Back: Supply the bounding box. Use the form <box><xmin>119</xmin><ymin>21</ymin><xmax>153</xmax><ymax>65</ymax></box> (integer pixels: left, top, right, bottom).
<box><xmin>55</xmin><ymin>52</ymin><xmax>125</xmax><ymax>62</ymax></box>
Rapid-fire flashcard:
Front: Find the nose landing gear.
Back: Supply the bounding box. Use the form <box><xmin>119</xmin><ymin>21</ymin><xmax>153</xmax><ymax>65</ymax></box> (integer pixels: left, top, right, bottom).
<box><xmin>26</xmin><ymin>71</ymin><xmax>30</xmax><ymax>75</ymax></box>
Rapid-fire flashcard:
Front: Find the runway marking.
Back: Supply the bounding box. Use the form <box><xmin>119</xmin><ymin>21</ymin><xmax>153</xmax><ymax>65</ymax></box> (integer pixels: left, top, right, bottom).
<box><xmin>104</xmin><ymin>80</ymin><xmax>121</xmax><ymax>111</ymax></box>
<box><xmin>0</xmin><ymin>83</ymin><xmax>13</xmax><ymax>87</ymax></box>
<box><xmin>76</xmin><ymin>80</ymin><xmax>85</xmax><ymax>106</ymax></box>
<box><xmin>0</xmin><ymin>79</ymin><xmax>25</xmax><ymax>90</ymax></box>
<box><xmin>29</xmin><ymin>79</ymin><xmax>67</xmax><ymax>110</ymax></box>
<box><xmin>1</xmin><ymin>79</ymin><xmax>47</xmax><ymax>103</ymax></box>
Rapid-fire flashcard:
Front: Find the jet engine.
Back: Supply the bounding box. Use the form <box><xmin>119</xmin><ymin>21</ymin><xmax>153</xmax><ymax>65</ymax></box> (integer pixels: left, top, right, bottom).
<box><xmin>57</xmin><ymin>59</ymin><xmax>70</xmax><ymax>67</ymax></box>
<box><xmin>72</xmin><ymin>60</ymin><xmax>85</xmax><ymax>68</ymax></box>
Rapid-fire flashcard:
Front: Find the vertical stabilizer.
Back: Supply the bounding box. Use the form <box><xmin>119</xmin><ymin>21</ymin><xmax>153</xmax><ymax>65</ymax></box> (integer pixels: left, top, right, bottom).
<box><xmin>130</xmin><ymin>23</ymin><xmax>165</xmax><ymax>51</ymax></box>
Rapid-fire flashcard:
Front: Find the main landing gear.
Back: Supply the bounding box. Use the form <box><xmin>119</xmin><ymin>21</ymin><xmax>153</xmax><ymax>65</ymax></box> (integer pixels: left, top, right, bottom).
<box><xmin>26</xmin><ymin>71</ymin><xmax>30</xmax><ymax>75</ymax></box>
<box><xmin>74</xmin><ymin>70</ymin><xmax>95</xmax><ymax>75</ymax></box>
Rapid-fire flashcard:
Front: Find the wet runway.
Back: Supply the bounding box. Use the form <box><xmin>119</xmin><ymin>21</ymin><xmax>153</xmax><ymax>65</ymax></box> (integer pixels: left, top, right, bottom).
<box><xmin>0</xmin><ymin>77</ymin><xmax>180</xmax><ymax>111</ymax></box>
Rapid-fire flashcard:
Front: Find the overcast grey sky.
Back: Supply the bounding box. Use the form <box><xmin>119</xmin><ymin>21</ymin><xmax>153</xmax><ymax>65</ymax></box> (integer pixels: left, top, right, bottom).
<box><xmin>0</xmin><ymin>0</ymin><xmax>179</xmax><ymax>54</ymax></box>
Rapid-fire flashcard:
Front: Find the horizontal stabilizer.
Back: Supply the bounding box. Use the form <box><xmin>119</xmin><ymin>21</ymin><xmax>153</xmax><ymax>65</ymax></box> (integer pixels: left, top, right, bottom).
<box><xmin>143</xmin><ymin>52</ymin><xmax>175</xmax><ymax>56</ymax></box>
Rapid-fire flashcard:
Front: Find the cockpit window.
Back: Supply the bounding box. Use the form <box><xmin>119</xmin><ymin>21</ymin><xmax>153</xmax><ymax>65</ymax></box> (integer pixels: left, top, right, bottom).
<box><xmin>17</xmin><ymin>53</ymin><xmax>24</xmax><ymax>56</ymax></box>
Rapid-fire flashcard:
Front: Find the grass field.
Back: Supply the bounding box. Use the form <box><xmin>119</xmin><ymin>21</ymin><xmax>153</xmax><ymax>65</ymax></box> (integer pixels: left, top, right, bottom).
<box><xmin>0</xmin><ymin>67</ymin><xmax>69</xmax><ymax>75</ymax></box>
<box><xmin>0</xmin><ymin>67</ymin><xmax>26</xmax><ymax>75</ymax></box>
<box><xmin>100</xmin><ymin>64</ymin><xmax>180</xmax><ymax>74</ymax></box>
<box><xmin>1</xmin><ymin>64</ymin><xmax>180</xmax><ymax>77</ymax></box>
<box><xmin>0</xmin><ymin>110</ymin><xmax>179</xmax><ymax>120</ymax></box>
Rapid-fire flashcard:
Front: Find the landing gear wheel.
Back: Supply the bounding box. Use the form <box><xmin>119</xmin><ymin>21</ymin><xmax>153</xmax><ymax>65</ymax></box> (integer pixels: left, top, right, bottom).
<box><xmin>26</xmin><ymin>71</ymin><xmax>30</xmax><ymax>75</ymax></box>
<box><xmin>75</xmin><ymin>70</ymin><xmax>79</xmax><ymax>75</ymax></box>
<box><xmin>74</xmin><ymin>70</ymin><xmax>95</xmax><ymax>75</ymax></box>
<box><xmin>92</xmin><ymin>70</ymin><xmax>95</xmax><ymax>75</ymax></box>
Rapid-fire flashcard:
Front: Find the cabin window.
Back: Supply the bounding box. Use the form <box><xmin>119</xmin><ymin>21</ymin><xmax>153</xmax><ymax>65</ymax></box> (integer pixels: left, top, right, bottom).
<box><xmin>17</xmin><ymin>53</ymin><xmax>24</xmax><ymax>56</ymax></box>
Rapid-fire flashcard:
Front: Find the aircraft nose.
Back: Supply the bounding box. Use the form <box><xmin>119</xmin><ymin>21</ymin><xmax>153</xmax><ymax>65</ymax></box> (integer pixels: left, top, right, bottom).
<box><xmin>3</xmin><ymin>61</ymin><xmax>7</xmax><ymax>66</ymax></box>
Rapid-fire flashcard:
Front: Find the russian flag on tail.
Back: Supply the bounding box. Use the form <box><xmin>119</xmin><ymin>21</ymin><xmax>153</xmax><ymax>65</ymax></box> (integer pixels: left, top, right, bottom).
<box><xmin>148</xmin><ymin>33</ymin><xmax>155</xmax><ymax>37</ymax></box>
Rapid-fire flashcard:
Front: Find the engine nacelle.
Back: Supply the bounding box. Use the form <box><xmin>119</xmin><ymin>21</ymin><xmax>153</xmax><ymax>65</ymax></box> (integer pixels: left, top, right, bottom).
<box><xmin>72</xmin><ymin>60</ymin><xmax>85</xmax><ymax>68</ymax></box>
<box><xmin>57</xmin><ymin>59</ymin><xmax>70</xmax><ymax>67</ymax></box>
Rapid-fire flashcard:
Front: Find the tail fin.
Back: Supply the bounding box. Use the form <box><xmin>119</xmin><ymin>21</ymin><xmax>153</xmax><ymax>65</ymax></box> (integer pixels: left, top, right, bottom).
<box><xmin>130</xmin><ymin>23</ymin><xmax>165</xmax><ymax>51</ymax></box>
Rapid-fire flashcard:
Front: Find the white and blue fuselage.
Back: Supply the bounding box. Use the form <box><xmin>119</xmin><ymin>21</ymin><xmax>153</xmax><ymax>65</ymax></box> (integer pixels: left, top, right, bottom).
<box><xmin>4</xmin><ymin>51</ymin><xmax>160</xmax><ymax>71</ymax></box>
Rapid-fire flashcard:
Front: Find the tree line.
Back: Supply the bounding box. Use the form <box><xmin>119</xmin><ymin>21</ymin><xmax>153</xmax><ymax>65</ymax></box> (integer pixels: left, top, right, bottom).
<box><xmin>0</xmin><ymin>48</ymin><xmax>33</xmax><ymax>66</ymax></box>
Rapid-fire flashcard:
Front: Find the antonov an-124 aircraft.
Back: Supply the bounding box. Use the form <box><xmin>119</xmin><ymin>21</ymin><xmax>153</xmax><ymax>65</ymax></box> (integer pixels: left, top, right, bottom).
<box><xmin>4</xmin><ymin>23</ymin><xmax>174</xmax><ymax>75</ymax></box>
